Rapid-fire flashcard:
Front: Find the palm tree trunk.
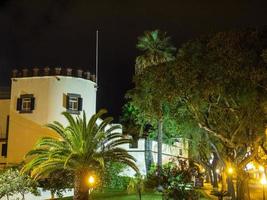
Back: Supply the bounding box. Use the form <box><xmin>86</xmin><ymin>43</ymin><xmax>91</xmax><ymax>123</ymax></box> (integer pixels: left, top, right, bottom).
<box><xmin>74</xmin><ymin>170</ymin><xmax>89</xmax><ymax>200</ymax></box>
<box><xmin>145</xmin><ymin>137</ymin><xmax>154</xmax><ymax>173</ymax></box>
<box><xmin>157</xmin><ymin>118</ymin><xmax>163</xmax><ymax>168</ymax></box>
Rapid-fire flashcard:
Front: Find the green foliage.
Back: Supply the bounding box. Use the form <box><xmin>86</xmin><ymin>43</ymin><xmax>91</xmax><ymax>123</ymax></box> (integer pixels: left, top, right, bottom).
<box><xmin>145</xmin><ymin>160</ymin><xmax>198</xmax><ymax>200</ymax></box>
<box><xmin>102</xmin><ymin>162</ymin><xmax>130</xmax><ymax>190</ymax></box>
<box><xmin>22</xmin><ymin>109</ymin><xmax>138</xmax><ymax>178</ymax></box>
<box><xmin>127</xmin><ymin>174</ymin><xmax>144</xmax><ymax>200</ymax></box>
<box><xmin>38</xmin><ymin>170</ymin><xmax>73</xmax><ymax>198</ymax></box>
<box><xmin>135</xmin><ymin>30</ymin><xmax>176</xmax><ymax>73</ymax></box>
<box><xmin>21</xmin><ymin>109</ymin><xmax>139</xmax><ymax>199</ymax></box>
<box><xmin>0</xmin><ymin>168</ymin><xmax>39</xmax><ymax>199</ymax></box>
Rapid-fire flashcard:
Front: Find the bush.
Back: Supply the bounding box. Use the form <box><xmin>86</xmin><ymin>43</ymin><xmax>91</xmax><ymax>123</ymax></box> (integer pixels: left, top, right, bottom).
<box><xmin>0</xmin><ymin>167</ymin><xmax>39</xmax><ymax>200</ymax></box>
<box><xmin>145</xmin><ymin>160</ymin><xmax>199</xmax><ymax>200</ymax></box>
<box><xmin>127</xmin><ymin>174</ymin><xmax>144</xmax><ymax>200</ymax></box>
<box><xmin>102</xmin><ymin>162</ymin><xmax>131</xmax><ymax>190</ymax></box>
<box><xmin>38</xmin><ymin>170</ymin><xmax>73</xmax><ymax>199</ymax></box>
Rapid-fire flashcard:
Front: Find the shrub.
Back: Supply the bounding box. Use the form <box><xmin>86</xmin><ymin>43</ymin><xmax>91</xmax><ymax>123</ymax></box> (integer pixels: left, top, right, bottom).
<box><xmin>37</xmin><ymin>170</ymin><xmax>73</xmax><ymax>199</ymax></box>
<box><xmin>102</xmin><ymin>162</ymin><xmax>131</xmax><ymax>190</ymax></box>
<box><xmin>145</xmin><ymin>160</ymin><xmax>199</xmax><ymax>200</ymax></box>
<box><xmin>0</xmin><ymin>167</ymin><xmax>39</xmax><ymax>200</ymax></box>
<box><xmin>127</xmin><ymin>174</ymin><xmax>144</xmax><ymax>200</ymax></box>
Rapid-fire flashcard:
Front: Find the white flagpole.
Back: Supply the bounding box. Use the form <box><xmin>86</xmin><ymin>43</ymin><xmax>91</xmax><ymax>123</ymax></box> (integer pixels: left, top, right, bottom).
<box><xmin>96</xmin><ymin>30</ymin><xmax>99</xmax><ymax>89</ymax></box>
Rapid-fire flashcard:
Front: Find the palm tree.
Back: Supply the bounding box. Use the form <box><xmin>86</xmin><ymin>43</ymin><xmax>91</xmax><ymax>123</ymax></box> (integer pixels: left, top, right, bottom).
<box><xmin>135</xmin><ymin>30</ymin><xmax>176</xmax><ymax>169</ymax></box>
<box><xmin>135</xmin><ymin>29</ymin><xmax>176</xmax><ymax>74</ymax></box>
<box><xmin>21</xmin><ymin>109</ymin><xmax>138</xmax><ymax>200</ymax></box>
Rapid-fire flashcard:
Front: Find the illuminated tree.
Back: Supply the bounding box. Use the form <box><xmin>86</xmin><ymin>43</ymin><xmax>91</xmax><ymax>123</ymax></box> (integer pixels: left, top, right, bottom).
<box><xmin>22</xmin><ymin>109</ymin><xmax>138</xmax><ymax>200</ymax></box>
<box><xmin>131</xmin><ymin>30</ymin><xmax>176</xmax><ymax>169</ymax></box>
<box><xmin>170</xmin><ymin>29</ymin><xmax>267</xmax><ymax>199</ymax></box>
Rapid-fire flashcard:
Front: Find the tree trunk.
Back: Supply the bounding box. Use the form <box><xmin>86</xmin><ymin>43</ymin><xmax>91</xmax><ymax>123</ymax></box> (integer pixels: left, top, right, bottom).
<box><xmin>145</xmin><ymin>138</ymin><xmax>154</xmax><ymax>174</ymax></box>
<box><xmin>50</xmin><ymin>191</ymin><xmax>55</xmax><ymax>199</ymax></box>
<box><xmin>157</xmin><ymin>119</ymin><xmax>163</xmax><ymax>168</ymax></box>
<box><xmin>74</xmin><ymin>170</ymin><xmax>89</xmax><ymax>200</ymax></box>
<box><xmin>212</xmin><ymin>168</ymin><xmax>218</xmax><ymax>189</ymax></box>
<box><xmin>211</xmin><ymin>152</ymin><xmax>219</xmax><ymax>189</ymax></box>
<box><xmin>236</xmin><ymin>171</ymin><xmax>249</xmax><ymax>200</ymax></box>
<box><xmin>227</xmin><ymin>175</ymin><xmax>236</xmax><ymax>200</ymax></box>
<box><xmin>221</xmin><ymin>171</ymin><xmax>227</xmax><ymax>192</ymax></box>
<box><xmin>207</xmin><ymin>169</ymin><xmax>213</xmax><ymax>184</ymax></box>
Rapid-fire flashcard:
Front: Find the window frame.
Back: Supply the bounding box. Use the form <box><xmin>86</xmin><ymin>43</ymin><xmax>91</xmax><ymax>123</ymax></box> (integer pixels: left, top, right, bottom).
<box><xmin>17</xmin><ymin>94</ymin><xmax>35</xmax><ymax>113</ymax></box>
<box><xmin>66</xmin><ymin>93</ymin><xmax>82</xmax><ymax>115</ymax></box>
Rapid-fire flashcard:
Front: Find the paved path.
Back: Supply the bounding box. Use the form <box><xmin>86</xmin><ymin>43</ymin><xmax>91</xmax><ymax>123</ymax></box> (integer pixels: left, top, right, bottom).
<box><xmin>202</xmin><ymin>182</ymin><xmax>267</xmax><ymax>200</ymax></box>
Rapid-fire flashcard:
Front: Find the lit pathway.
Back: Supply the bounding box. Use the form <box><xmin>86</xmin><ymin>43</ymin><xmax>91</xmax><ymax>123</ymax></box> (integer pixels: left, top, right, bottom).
<box><xmin>202</xmin><ymin>182</ymin><xmax>267</xmax><ymax>200</ymax></box>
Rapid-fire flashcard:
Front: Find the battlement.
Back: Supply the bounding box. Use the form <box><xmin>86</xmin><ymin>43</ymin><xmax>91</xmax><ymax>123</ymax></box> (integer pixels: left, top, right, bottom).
<box><xmin>12</xmin><ymin>67</ymin><xmax>96</xmax><ymax>82</ymax></box>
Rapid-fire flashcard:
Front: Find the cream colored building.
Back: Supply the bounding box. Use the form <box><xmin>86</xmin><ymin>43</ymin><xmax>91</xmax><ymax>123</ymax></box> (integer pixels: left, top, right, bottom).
<box><xmin>0</xmin><ymin>67</ymin><xmax>188</xmax><ymax>175</ymax></box>
<box><xmin>0</xmin><ymin>87</ymin><xmax>10</xmax><ymax>167</ymax></box>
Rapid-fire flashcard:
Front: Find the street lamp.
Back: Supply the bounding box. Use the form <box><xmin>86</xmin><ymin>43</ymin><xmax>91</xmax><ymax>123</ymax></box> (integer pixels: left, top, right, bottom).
<box><xmin>88</xmin><ymin>175</ymin><xmax>95</xmax><ymax>186</ymax></box>
<box><xmin>87</xmin><ymin>175</ymin><xmax>96</xmax><ymax>195</ymax></box>
<box><xmin>88</xmin><ymin>176</ymin><xmax>95</xmax><ymax>185</ymax></box>
<box><xmin>227</xmin><ymin>167</ymin><xmax>234</xmax><ymax>175</ymax></box>
<box><xmin>261</xmin><ymin>175</ymin><xmax>267</xmax><ymax>200</ymax></box>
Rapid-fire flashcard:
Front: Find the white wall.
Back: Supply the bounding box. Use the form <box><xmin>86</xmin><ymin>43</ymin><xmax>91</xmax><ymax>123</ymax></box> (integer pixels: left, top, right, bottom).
<box><xmin>7</xmin><ymin>76</ymin><xmax>97</xmax><ymax>164</ymax></box>
<box><xmin>120</xmin><ymin>138</ymin><xmax>189</xmax><ymax>176</ymax></box>
<box><xmin>10</xmin><ymin>76</ymin><xmax>96</xmax><ymax>125</ymax></box>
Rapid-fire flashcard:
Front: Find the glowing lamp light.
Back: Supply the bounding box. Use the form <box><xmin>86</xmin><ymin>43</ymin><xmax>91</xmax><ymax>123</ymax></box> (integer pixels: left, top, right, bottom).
<box><xmin>228</xmin><ymin>167</ymin><xmax>234</xmax><ymax>175</ymax></box>
<box><xmin>88</xmin><ymin>176</ymin><xmax>95</xmax><ymax>185</ymax></box>
<box><xmin>216</xmin><ymin>169</ymin><xmax>220</xmax><ymax>174</ymax></box>
<box><xmin>261</xmin><ymin>176</ymin><xmax>267</xmax><ymax>185</ymax></box>
<box><xmin>259</xmin><ymin>166</ymin><xmax>265</xmax><ymax>172</ymax></box>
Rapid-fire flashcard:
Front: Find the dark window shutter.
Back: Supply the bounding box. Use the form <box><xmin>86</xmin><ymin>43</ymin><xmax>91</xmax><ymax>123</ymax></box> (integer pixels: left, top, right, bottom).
<box><xmin>16</xmin><ymin>98</ymin><xmax>22</xmax><ymax>111</ymax></box>
<box><xmin>78</xmin><ymin>97</ymin><xmax>83</xmax><ymax>111</ymax></box>
<box><xmin>66</xmin><ymin>95</ymin><xmax>70</xmax><ymax>109</ymax></box>
<box><xmin>1</xmin><ymin>143</ymin><xmax>7</xmax><ymax>157</ymax></box>
<box><xmin>30</xmin><ymin>97</ymin><xmax>35</xmax><ymax>110</ymax></box>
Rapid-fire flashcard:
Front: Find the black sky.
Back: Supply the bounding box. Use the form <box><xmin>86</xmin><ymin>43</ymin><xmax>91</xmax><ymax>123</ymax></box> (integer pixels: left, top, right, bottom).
<box><xmin>0</xmin><ymin>0</ymin><xmax>267</xmax><ymax>121</ymax></box>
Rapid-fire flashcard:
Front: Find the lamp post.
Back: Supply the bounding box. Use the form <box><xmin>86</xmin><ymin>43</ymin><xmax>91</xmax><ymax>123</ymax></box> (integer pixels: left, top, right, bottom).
<box><xmin>261</xmin><ymin>176</ymin><xmax>267</xmax><ymax>200</ymax></box>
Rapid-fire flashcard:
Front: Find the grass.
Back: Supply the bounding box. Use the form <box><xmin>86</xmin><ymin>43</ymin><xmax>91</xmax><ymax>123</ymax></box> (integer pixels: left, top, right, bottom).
<box><xmin>58</xmin><ymin>189</ymin><xmax>211</xmax><ymax>200</ymax></box>
<box><xmin>59</xmin><ymin>190</ymin><xmax>162</xmax><ymax>200</ymax></box>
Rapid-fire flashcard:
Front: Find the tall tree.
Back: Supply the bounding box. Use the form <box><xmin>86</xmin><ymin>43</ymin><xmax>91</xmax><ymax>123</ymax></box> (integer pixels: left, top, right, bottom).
<box><xmin>21</xmin><ymin>109</ymin><xmax>138</xmax><ymax>200</ymax></box>
<box><xmin>170</xmin><ymin>29</ymin><xmax>267</xmax><ymax>199</ymax></box>
<box><xmin>132</xmin><ymin>30</ymin><xmax>176</xmax><ymax>169</ymax></box>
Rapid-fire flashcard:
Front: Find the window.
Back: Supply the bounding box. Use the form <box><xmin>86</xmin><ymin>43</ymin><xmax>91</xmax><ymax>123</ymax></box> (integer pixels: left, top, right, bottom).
<box><xmin>1</xmin><ymin>143</ymin><xmax>7</xmax><ymax>157</ymax></box>
<box><xmin>69</xmin><ymin>96</ymin><xmax>79</xmax><ymax>111</ymax></box>
<box><xmin>17</xmin><ymin>94</ymin><xmax>35</xmax><ymax>113</ymax></box>
<box><xmin>66</xmin><ymin>93</ymin><xmax>83</xmax><ymax>114</ymax></box>
<box><xmin>22</xmin><ymin>97</ymin><xmax>31</xmax><ymax>112</ymax></box>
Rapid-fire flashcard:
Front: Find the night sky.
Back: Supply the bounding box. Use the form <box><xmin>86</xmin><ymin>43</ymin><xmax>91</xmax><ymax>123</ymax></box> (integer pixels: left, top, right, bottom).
<box><xmin>0</xmin><ymin>0</ymin><xmax>267</xmax><ymax>121</ymax></box>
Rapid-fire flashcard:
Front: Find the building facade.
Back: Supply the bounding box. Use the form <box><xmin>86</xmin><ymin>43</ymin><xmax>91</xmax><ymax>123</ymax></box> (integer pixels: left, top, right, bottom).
<box><xmin>0</xmin><ymin>67</ymin><xmax>188</xmax><ymax>174</ymax></box>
